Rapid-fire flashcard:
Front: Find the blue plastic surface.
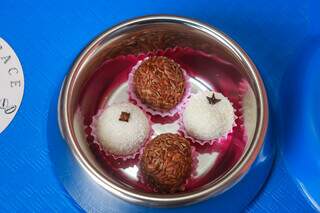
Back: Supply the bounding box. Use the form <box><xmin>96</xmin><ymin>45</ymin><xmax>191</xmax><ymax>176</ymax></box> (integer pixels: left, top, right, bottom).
<box><xmin>280</xmin><ymin>39</ymin><xmax>320</xmax><ymax>211</ymax></box>
<box><xmin>0</xmin><ymin>0</ymin><xmax>319</xmax><ymax>212</ymax></box>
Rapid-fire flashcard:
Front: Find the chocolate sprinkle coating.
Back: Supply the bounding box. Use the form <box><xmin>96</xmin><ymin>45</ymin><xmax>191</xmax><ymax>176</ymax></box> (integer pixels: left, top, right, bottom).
<box><xmin>141</xmin><ymin>133</ymin><xmax>192</xmax><ymax>193</ymax></box>
<box><xmin>133</xmin><ymin>56</ymin><xmax>185</xmax><ymax>111</ymax></box>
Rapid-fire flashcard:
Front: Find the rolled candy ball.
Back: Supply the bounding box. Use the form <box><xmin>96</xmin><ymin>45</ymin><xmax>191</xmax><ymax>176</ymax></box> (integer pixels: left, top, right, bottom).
<box><xmin>132</xmin><ymin>56</ymin><xmax>186</xmax><ymax>112</ymax></box>
<box><xmin>141</xmin><ymin>133</ymin><xmax>192</xmax><ymax>193</ymax></box>
<box><xmin>182</xmin><ymin>91</ymin><xmax>235</xmax><ymax>141</ymax></box>
<box><xmin>96</xmin><ymin>103</ymin><xmax>150</xmax><ymax>156</ymax></box>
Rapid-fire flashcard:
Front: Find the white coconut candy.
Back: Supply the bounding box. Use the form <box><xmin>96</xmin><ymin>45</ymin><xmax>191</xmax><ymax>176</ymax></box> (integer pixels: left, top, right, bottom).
<box><xmin>96</xmin><ymin>103</ymin><xmax>150</xmax><ymax>155</ymax></box>
<box><xmin>182</xmin><ymin>91</ymin><xmax>235</xmax><ymax>141</ymax></box>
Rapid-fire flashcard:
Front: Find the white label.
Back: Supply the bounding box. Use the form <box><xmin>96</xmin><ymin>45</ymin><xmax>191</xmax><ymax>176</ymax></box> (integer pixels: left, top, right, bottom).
<box><xmin>0</xmin><ymin>38</ymin><xmax>24</xmax><ymax>133</ymax></box>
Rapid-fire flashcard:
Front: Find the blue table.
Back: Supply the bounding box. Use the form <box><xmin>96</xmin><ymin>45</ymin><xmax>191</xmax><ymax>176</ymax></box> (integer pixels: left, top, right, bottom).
<box><xmin>1</xmin><ymin>0</ymin><xmax>319</xmax><ymax>212</ymax></box>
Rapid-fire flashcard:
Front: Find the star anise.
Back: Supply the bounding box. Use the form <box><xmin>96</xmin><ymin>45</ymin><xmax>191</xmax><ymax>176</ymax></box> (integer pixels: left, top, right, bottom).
<box><xmin>207</xmin><ymin>93</ymin><xmax>221</xmax><ymax>105</ymax></box>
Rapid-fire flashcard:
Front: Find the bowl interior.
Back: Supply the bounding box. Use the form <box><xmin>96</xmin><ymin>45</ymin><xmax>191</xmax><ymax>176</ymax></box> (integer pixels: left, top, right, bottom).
<box><xmin>62</xmin><ymin>17</ymin><xmax>266</xmax><ymax>205</ymax></box>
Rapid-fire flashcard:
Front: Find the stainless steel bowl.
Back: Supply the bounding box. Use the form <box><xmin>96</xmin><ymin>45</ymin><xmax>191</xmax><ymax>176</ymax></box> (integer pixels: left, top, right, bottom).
<box><xmin>58</xmin><ymin>15</ymin><xmax>268</xmax><ymax>207</ymax></box>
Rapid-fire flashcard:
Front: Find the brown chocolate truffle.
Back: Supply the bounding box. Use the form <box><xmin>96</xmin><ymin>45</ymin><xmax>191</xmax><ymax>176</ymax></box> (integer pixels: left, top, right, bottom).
<box><xmin>141</xmin><ymin>133</ymin><xmax>192</xmax><ymax>193</ymax></box>
<box><xmin>133</xmin><ymin>56</ymin><xmax>185</xmax><ymax>112</ymax></box>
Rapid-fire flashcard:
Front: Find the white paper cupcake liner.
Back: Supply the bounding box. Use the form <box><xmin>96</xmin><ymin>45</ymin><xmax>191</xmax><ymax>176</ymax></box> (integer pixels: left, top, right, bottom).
<box><xmin>237</xmin><ymin>79</ymin><xmax>253</xmax><ymax>141</ymax></box>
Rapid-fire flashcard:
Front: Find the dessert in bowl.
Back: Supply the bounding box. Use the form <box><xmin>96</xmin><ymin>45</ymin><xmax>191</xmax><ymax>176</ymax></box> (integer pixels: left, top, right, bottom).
<box><xmin>59</xmin><ymin>15</ymin><xmax>268</xmax><ymax>207</ymax></box>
